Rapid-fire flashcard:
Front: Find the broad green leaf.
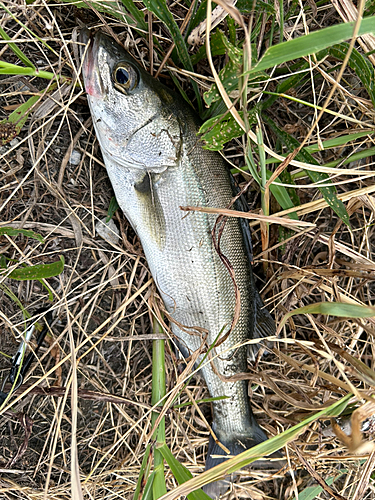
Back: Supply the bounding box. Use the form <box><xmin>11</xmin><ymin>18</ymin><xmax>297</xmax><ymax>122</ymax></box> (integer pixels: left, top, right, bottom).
<box><xmin>227</xmin><ymin>16</ymin><xmax>236</xmax><ymax>45</ymax></box>
<box><xmin>186</xmin><ymin>0</ymin><xmax>208</xmax><ymax>37</ymax></box>
<box><xmin>204</xmin><ymin>61</ymin><xmax>240</xmax><ymax>106</ymax></box>
<box><xmin>203</xmin><ymin>34</ymin><xmax>263</xmax><ymax>106</ymax></box>
<box><xmin>142</xmin><ymin>0</ymin><xmax>202</xmax><ymax>112</ymax></box>
<box><xmin>248</xmin><ymin>17</ymin><xmax>375</xmax><ymax>76</ymax></box>
<box><xmin>199</xmin><ymin>108</ymin><xmax>258</xmax><ymax>150</ymax></box>
<box><xmin>262</xmin><ymin>114</ymin><xmax>350</xmax><ymax>226</ymax></box>
<box><xmin>0</xmin><ymin>26</ymin><xmax>35</xmax><ymax>68</ymax></box>
<box><xmin>199</xmin><ymin>113</ymin><xmax>242</xmax><ymax>150</ymax></box>
<box><xmin>6</xmin><ymin>256</ymin><xmax>65</xmax><ymax>281</ymax></box>
<box><xmin>191</xmin><ymin>30</ymin><xmax>231</xmax><ymax>65</ymax></box>
<box><xmin>279</xmin><ymin>302</ymin><xmax>375</xmax><ymax>332</ymax></box>
<box><xmin>279</xmin><ymin>168</ymin><xmax>301</xmax><ymax>207</ymax></box>
<box><xmin>365</xmin><ymin>1</ymin><xmax>375</xmax><ymax>17</ymax></box>
<box><xmin>0</xmin><ymin>227</ymin><xmax>45</xmax><ymax>242</ymax></box>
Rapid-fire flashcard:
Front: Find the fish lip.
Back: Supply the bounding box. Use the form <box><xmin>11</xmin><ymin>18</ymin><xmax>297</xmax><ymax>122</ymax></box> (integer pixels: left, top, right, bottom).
<box><xmin>78</xmin><ymin>27</ymin><xmax>93</xmax><ymax>67</ymax></box>
<box><xmin>78</xmin><ymin>28</ymin><xmax>104</xmax><ymax>98</ymax></box>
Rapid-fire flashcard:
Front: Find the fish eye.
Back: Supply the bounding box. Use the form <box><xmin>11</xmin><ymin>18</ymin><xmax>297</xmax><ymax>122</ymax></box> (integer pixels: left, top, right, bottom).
<box><xmin>116</xmin><ymin>67</ymin><xmax>129</xmax><ymax>85</ymax></box>
<box><xmin>113</xmin><ymin>63</ymin><xmax>138</xmax><ymax>92</ymax></box>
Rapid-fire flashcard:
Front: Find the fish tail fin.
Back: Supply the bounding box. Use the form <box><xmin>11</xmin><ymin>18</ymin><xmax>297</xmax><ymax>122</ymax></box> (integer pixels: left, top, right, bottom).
<box><xmin>203</xmin><ymin>424</ymin><xmax>283</xmax><ymax>498</ymax></box>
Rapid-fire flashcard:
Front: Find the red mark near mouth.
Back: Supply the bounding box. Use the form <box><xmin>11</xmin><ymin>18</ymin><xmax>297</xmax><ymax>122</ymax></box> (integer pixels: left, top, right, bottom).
<box><xmin>82</xmin><ymin>41</ymin><xmax>102</xmax><ymax>98</ymax></box>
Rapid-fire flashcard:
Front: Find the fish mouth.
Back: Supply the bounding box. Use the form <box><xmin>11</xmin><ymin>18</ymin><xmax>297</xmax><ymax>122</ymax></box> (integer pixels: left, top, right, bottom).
<box><xmin>78</xmin><ymin>28</ymin><xmax>104</xmax><ymax>98</ymax></box>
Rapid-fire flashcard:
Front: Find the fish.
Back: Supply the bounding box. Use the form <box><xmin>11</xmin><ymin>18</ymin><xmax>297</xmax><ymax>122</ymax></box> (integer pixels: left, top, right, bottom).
<box><xmin>79</xmin><ymin>28</ymin><xmax>281</xmax><ymax>497</ymax></box>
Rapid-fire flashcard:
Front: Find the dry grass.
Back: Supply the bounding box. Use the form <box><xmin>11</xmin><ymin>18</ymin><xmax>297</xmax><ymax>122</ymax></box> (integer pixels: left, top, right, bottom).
<box><xmin>1</xmin><ymin>1</ymin><xmax>375</xmax><ymax>499</ymax></box>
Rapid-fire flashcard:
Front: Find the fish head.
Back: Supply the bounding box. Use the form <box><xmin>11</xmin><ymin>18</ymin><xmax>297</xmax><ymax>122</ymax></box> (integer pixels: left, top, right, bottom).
<box><xmin>79</xmin><ymin>28</ymin><xmax>183</xmax><ymax>173</ymax></box>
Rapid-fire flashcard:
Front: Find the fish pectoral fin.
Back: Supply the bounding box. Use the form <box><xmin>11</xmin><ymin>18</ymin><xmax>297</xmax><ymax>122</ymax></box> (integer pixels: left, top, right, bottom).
<box><xmin>134</xmin><ymin>172</ymin><xmax>151</xmax><ymax>194</ymax></box>
<box><xmin>133</xmin><ymin>172</ymin><xmax>166</xmax><ymax>249</ymax></box>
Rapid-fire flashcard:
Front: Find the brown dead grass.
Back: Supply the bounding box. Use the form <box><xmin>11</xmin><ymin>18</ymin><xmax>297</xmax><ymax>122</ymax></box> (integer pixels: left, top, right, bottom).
<box><xmin>1</xmin><ymin>1</ymin><xmax>375</xmax><ymax>499</ymax></box>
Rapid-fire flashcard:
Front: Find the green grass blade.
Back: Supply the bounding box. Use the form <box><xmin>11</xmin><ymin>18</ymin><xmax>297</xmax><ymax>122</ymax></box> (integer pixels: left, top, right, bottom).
<box><xmin>248</xmin><ymin>17</ymin><xmax>375</xmax><ymax>76</ymax></box>
<box><xmin>56</xmin><ymin>0</ymin><xmax>138</xmax><ymax>25</ymax></box>
<box><xmin>338</xmin><ymin>349</ymin><xmax>375</xmax><ymax>387</ymax></box>
<box><xmin>105</xmin><ymin>196</ymin><xmax>119</xmax><ymax>223</ymax></box>
<box><xmin>262</xmin><ymin>67</ymin><xmax>310</xmax><ymax>110</ymax></box>
<box><xmin>0</xmin><ymin>227</ymin><xmax>44</xmax><ymax>242</ymax></box>
<box><xmin>153</xmin><ymin>463</ymin><xmax>167</xmax><ymax>498</ymax></box>
<box><xmin>134</xmin><ymin>444</ymin><xmax>152</xmax><ymax>500</ymax></box>
<box><xmin>0</xmin><ymin>94</ymin><xmax>41</xmax><ymax>144</ymax></box>
<box><xmin>120</xmin><ymin>0</ymin><xmax>147</xmax><ymax>30</ymax></box>
<box><xmin>262</xmin><ymin>114</ymin><xmax>350</xmax><ymax>226</ymax></box>
<box><xmin>324</xmin><ymin>146</ymin><xmax>375</xmax><ymax>168</ymax></box>
<box><xmin>0</xmin><ymin>1</ymin><xmax>59</xmax><ymax>56</ymax></box>
<box><xmin>0</xmin><ymin>26</ymin><xmax>35</xmax><ymax>68</ymax></box>
<box><xmin>159</xmin><ymin>394</ymin><xmax>352</xmax><ymax>499</ymax></box>
<box><xmin>0</xmin><ymin>62</ymin><xmax>66</xmax><ymax>81</ymax></box>
<box><xmin>0</xmin><ymin>283</ymin><xmax>31</xmax><ymax>319</ymax></box>
<box><xmin>305</xmin><ymin>131</ymin><xmax>375</xmax><ymax>153</ymax></box>
<box><xmin>266</xmin><ymin>171</ymin><xmax>298</xmax><ymax>219</ymax></box>
<box><xmin>158</xmin><ymin>443</ymin><xmax>211</xmax><ymax>500</ymax></box>
<box><xmin>319</xmin><ymin>42</ymin><xmax>375</xmax><ymax>107</ymax></box>
<box><xmin>279</xmin><ymin>302</ymin><xmax>375</xmax><ymax>333</ymax></box>
<box><xmin>142</xmin><ymin>0</ymin><xmax>202</xmax><ymax>112</ymax></box>
<box><xmin>141</xmin><ymin>471</ymin><xmax>156</xmax><ymax>500</ymax></box>
<box><xmin>295</xmin><ymin>471</ymin><xmax>346</xmax><ymax>500</ymax></box>
<box><xmin>151</xmin><ymin>316</ymin><xmax>166</xmax><ymax>498</ymax></box>
<box><xmin>5</xmin><ymin>256</ymin><xmax>65</xmax><ymax>281</ymax></box>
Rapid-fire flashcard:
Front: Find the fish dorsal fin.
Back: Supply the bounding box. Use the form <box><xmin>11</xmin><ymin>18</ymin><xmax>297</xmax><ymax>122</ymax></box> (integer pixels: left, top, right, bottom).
<box><xmin>229</xmin><ymin>173</ymin><xmax>276</xmax><ymax>358</ymax></box>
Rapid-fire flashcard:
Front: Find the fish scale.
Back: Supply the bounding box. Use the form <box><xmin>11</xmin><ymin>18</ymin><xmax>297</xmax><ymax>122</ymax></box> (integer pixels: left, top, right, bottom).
<box><xmin>79</xmin><ymin>28</ymin><xmax>280</xmax><ymax>498</ymax></box>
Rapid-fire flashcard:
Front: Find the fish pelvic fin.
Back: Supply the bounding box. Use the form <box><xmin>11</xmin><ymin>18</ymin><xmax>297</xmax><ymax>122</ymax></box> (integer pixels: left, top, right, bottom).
<box><xmin>203</xmin><ymin>425</ymin><xmax>284</xmax><ymax>498</ymax></box>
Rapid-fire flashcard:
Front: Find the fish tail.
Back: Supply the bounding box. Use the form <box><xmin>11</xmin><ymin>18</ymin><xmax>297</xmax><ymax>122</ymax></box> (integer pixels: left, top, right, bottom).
<box><xmin>203</xmin><ymin>422</ymin><xmax>283</xmax><ymax>498</ymax></box>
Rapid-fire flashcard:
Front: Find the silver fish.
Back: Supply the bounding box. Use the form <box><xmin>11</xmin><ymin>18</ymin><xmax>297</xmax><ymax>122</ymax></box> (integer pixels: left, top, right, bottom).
<box><xmin>79</xmin><ymin>28</ymin><xmax>279</xmax><ymax>497</ymax></box>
